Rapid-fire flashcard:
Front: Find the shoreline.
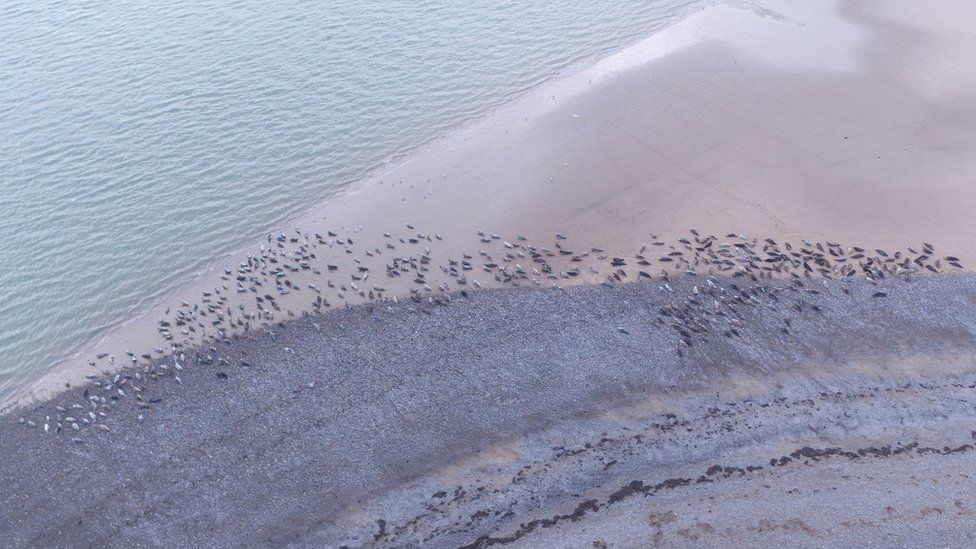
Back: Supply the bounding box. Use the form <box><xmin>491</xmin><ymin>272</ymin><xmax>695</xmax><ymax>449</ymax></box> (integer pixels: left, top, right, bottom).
<box><xmin>6</xmin><ymin>0</ymin><xmax>976</xmax><ymax>410</ymax></box>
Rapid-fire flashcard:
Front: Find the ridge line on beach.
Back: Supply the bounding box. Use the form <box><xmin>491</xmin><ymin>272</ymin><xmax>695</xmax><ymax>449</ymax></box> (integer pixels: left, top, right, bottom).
<box><xmin>6</xmin><ymin>227</ymin><xmax>968</xmax><ymax>435</ymax></box>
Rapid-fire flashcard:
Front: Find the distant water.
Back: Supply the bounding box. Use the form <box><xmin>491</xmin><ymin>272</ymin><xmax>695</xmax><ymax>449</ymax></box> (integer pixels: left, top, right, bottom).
<box><xmin>0</xmin><ymin>0</ymin><xmax>708</xmax><ymax>400</ymax></box>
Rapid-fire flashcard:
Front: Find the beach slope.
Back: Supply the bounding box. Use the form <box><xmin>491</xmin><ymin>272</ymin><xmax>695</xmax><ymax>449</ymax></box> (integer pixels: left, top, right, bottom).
<box><xmin>4</xmin><ymin>275</ymin><xmax>976</xmax><ymax>546</ymax></box>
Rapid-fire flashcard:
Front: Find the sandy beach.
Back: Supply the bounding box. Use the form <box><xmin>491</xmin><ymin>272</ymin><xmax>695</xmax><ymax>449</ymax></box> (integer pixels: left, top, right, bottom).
<box><xmin>7</xmin><ymin>0</ymin><xmax>976</xmax><ymax>409</ymax></box>
<box><xmin>5</xmin><ymin>0</ymin><xmax>976</xmax><ymax>546</ymax></box>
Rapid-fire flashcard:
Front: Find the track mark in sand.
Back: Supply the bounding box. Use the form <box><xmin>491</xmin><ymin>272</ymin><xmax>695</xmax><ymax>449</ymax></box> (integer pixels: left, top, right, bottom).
<box><xmin>458</xmin><ymin>437</ymin><xmax>976</xmax><ymax>548</ymax></box>
<box><xmin>355</xmin><ymin>376</ymin><xmax>976</xmax><ymax>547</ymax></box>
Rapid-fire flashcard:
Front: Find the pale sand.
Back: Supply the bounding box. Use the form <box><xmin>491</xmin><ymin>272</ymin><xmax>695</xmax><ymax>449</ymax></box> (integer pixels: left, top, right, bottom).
<box><xmin>293</xmin><ymin>0</ymin><xmax>976</xmax><ymax>257</ymax></box>
<box><xmin>6</xmin><ymin>0</ymin><xmax>976</xmax><ymax>408</ymax></box>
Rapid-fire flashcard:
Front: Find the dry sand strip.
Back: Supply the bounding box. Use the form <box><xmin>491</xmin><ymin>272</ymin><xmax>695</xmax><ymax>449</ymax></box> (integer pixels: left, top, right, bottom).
<box><xmin>3</xmin><ymin>272</ymin><xmax>976</xmax><ymax>547</ymax></box>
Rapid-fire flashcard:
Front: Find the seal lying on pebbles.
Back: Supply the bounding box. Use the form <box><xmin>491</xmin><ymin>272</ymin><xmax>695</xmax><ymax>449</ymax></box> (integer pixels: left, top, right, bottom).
<box><xmin>16</xmin><ymin>227</ymin><xmax>966</xmax><ymax>439</ymax></box>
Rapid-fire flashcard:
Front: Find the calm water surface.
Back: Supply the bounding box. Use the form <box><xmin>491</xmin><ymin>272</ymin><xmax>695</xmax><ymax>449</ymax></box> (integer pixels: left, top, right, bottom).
<box><xmin>0</xmin><ymin>0</ymin><xmax>708</xmax><ymax>400</ymax></box>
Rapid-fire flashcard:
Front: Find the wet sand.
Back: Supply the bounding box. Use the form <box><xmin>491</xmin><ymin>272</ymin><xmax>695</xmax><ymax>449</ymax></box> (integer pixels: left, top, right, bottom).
<box><xmin>5</xmin><ymin>0</ymin><xmax>976</xmax><ymax>546</ymax></box>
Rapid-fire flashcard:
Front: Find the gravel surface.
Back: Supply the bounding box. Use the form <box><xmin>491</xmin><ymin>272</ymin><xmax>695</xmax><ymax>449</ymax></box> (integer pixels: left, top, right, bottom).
<box><xmin>3</xmin><ymin>273</ymin><xmax>976</xmax><ymax>547</ymax></box>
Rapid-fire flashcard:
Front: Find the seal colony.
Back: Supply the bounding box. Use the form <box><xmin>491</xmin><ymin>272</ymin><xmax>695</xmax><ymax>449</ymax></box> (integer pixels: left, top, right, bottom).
<box><xmin>6</xmin><ymin>226</ymin><xmax>966</xmax><ymax>434</ymax></box>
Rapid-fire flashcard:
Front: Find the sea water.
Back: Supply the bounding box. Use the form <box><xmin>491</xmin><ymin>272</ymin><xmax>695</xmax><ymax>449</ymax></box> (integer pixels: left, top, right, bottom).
<box><xmin>0</xmin><ymin>0</ymin><xmax>709</xmax><ymax>401</ymax></box>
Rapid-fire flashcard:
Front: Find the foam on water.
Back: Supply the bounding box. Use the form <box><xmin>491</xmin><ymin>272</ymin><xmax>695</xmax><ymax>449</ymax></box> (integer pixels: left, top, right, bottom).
<box><xmin>0</xmin><ymin>0</ymin><xmax>710</xmax><ymax>400</ymax></box>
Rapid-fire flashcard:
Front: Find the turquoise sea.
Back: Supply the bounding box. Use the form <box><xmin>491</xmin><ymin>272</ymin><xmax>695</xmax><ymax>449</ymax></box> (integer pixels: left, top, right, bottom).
<box><xmin>0</xmin><ymin>0</ymin><xmax>708</xmax><ymax>400</ymax></box>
